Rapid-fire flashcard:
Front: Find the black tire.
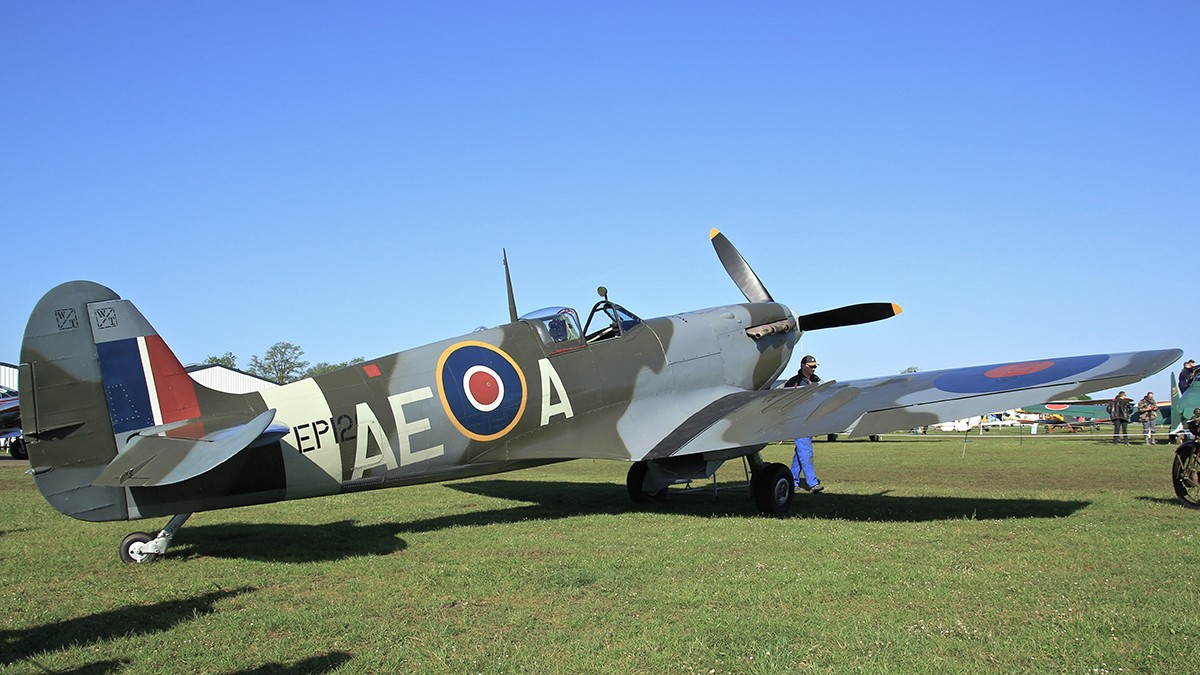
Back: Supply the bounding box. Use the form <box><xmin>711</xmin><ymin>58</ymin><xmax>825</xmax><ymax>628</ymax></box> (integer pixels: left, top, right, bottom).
<box><xmin>826</xmin><ymin>434</ymin><xmax>838</xmax><ymax>442</ymax></box>
<box><xmin>120</xmin><ymin>532</ymin><xmax>158</xmax><ymax>564</ymax></box>
<box><xmin>1173</xmin><ymin>442</ymin><xmax>1200</xmax><ymax>509</ymax></box>
<box><xmin>9</xmin><ymin>438</ymin><xmax>27</xmax><ymax>460</ymax></box>
<box><xmin>626</xmin><ymin>461</ymin><xmax>666</xmax><ymax>504</ymax></box>
<box><xmin>751</xmin><ymin>462</ymin><xmax>794</xmax><ymax>515</ymax></box>
<box><xmin>869</xmin><ymin>434</ymin><xmax>881</xmax><ymax>442</ymax></box>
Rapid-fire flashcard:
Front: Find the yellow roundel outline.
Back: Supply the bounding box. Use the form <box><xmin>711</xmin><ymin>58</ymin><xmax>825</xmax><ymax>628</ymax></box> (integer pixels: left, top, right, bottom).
<box><xmin>435</xmin><ymin>340</ymin><xmax>528</xmax><ymax>442</ymax></box>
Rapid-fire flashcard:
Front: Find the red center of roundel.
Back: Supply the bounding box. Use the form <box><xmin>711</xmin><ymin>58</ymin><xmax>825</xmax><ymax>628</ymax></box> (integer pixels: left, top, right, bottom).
<box><xmin>469</xmin><ymin>370</ymin><xmax>500</xmax><ymax>406</ymax></box>
<box><xmin>984</xmin><ymin>361</ymin><xmax>1055</xmax><ymax>378</ymax></box>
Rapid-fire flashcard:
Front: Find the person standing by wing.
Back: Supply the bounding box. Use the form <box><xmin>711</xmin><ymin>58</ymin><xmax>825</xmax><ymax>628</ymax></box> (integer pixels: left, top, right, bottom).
<box><xmin>1106</xmin><ymin>391</ymin><xmax>1134</xmax><ymax>445</ymax></box>
<box><xmin>1137</xmin><ymin>392</ymin><xmax>1158</xmax><ymax>445</ymax></box>
<box><xmin>785</xmin><ymin>355</ymin><xmax>824</xmax><ymax>492</ymax></box>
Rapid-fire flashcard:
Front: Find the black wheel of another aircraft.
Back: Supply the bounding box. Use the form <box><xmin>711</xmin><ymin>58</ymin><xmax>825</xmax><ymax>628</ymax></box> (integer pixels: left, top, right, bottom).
<box><xmin>1173</xmin><ymin>442</ymin><xmax>1200</xmax><ymax>509</ymax></box>
<box><xmin>626</xmin><ymin>461</ymin><xmax>666</xmax><ymax>503</ymax></box>
<box><xmin>752</xmin><ymin>462</ymin><xmax>794</xmax><ymax>515</ymax></box>
<box><xmin>9</xmin><ymin>438</ymin><xmax>27</xmax><ymax>460</ymax></box>
<box><xmin>120</xmin><ymin>532</ymin><xmax>158</xmax><ymax>564</ymax></box>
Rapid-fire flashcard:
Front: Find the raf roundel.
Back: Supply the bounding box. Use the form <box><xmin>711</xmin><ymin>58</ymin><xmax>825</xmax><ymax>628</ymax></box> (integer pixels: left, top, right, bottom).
<box><xmin>436</xmin><ymin>341</ymin><xmax>528</xmax><ymax>441</ymax></box>
<box><xmin>934</xmin><ymin>354</ymin><xmax>1110</xmax><ymax>394</ymax></box>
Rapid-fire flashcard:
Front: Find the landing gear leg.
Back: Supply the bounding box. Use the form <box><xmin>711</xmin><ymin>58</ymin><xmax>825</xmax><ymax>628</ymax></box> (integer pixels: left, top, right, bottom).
<box><xmin>120</xmin><ymin>513</ymin><xmax>192</xmax><ymax>564</ymax></box>
<box><xmin>746</xmin><ymin>449</ymin><xmax>794</xmax><ymax>515</ymax></box>
<box><xmin>626</xmin><ymin>461</ymin><xmax>667</xmax><ymax>503</ymax></box>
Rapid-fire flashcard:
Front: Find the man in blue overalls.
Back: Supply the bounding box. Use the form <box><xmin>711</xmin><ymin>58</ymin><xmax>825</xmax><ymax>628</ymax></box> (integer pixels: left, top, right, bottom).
<box><xmin>785</xmin><ymin>355</ymin><xmax>824</xmax><ymax>492</ymax></box>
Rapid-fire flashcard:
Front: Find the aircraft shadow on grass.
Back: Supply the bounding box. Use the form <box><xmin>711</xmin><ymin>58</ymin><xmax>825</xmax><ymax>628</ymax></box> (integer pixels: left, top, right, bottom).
<box><xmin>171</xmin><ymin>520</ymin><xmax>408</xmax><ymax>562</ymax></box>
<box><xmin>226</xmin><ymin>652</ymin><xmax>352</xmax><ymax>675</ymax></box>
<box><xmin>423</xmin><ymin>479</ymin><xmax>1091</xmax><ymax>527</ymax></box>
<box><xmin>55</xmin><ymin>659</ymin><xmax>129</xmax><ymax>675</ymax></box>
<box><xmin>151</xmin><ymin>483</ymin><xmax>1087</xmax><ymax>563</ymax></box>
<box><xmin>1135</xmin><ymin>496</ymin><xmax>1182</xmax><ymax>507</ymax></box>
<box><xmin>0</xmin><ymin>587</ymin><xmax>252</xmax><ymax>667</ymax></box>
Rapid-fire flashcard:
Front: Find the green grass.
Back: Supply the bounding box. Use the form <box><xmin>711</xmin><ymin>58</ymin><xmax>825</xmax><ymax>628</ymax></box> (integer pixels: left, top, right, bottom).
<box><xmin>2</xmin><ymin>433</ymin><xmax>1198</xmax><ymax>673</ymax></box>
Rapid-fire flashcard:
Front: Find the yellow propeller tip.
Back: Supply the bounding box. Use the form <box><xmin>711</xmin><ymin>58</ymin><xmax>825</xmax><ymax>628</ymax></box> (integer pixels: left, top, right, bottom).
<box><xmin>709</xmin><ymin>228</ymin><xmax>722</xmax><ymax>240</ymax></box>
<box><xmin>892</xmin><ymin>303</ymin><xmax>904</xmax><ymax>315</ymax></box>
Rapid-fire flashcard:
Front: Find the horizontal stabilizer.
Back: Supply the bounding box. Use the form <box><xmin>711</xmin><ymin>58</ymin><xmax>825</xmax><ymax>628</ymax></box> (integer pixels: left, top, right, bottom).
<box><xmin>92</xmin><ymin>410</ymin><xmax>286</xmax><ymax>488</ymax></box>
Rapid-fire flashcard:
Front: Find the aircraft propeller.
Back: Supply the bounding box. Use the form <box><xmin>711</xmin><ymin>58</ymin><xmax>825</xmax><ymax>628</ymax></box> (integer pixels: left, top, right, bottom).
<box><xmin>710</xmin><ymin>229</ymin><xmax>774</xmax><ymax>303</ymax></box>
<box><xmin>709</xmin><ymin>228</ymin><xmax>902</xmax><ymax>331</ymax></box>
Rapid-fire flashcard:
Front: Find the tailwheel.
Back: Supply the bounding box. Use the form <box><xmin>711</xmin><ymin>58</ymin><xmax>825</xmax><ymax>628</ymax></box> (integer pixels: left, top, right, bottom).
<box><xmin>117</xmin><ymin>513</ymin><xmax>192</xmax><ymax>564</ymax></box>
<box><xmin>1173</xmin><ymin>442</ymin><xmax>1200</xmax><ymax>509</ymax></box>
<box><xmin>120</xmin><ymin>532</ymin><xmax>157</xmax><ymax>564</ymax></box>
<box><xmin>626</xmin><ymin>461</ymin><xmax>667</xmax><ymax>503</ymax></box>
<box><xmin>751</xmin><ymin>462</ymin><xmax>794</xmax><ymax>515</ymax></box>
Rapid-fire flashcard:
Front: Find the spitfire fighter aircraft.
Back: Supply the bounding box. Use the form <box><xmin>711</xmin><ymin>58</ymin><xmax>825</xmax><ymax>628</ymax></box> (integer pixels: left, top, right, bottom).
<box><xmin>19</xmin><ymin>231</ymin><xmax>1180</xmax><ymax>563</ymax></box>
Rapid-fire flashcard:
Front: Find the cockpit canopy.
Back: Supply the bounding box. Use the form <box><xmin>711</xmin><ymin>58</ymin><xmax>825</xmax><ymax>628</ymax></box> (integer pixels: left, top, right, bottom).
<box><xmin>520</xmin><ymin>307</ymin><xmax>584</xmax><ymax>345</ymax></box>
<box><xmin>519</xmin><ymin>301</ymin><xmax>643</xmax><ymax>348</ymax></box>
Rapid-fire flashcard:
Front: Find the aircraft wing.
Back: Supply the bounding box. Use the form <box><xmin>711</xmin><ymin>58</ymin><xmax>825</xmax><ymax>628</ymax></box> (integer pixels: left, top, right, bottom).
<box><xmin>640</xmin><ymin>349</ymin><xmax>1180</xmax><ymax>460</ymax></box>
<box><xmin>91</xmin><ymin>410</ymin><xmax>289</xmax><ymax>488</ymax></box>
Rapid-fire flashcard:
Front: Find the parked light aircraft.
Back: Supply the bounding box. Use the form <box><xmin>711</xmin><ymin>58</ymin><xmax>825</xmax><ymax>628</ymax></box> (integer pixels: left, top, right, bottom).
<box><xmin>1170</xmin><ymin>372</ymin><xmax>1200</xmax><ymax>434</ymax></box>
<box><xmin>1022</xmin><ymin>399</ymin><xmax>1173</xmax><ymax>429</ymax></box>
<box><xmin>19</xmin><ymin>231</ymin><xmax>1181</xmax><ymax>563</ymax></box>
<box><xmin>0</xmin><ymin>385</ymin><xmax>24</xmax><ymax>459</ymax></box>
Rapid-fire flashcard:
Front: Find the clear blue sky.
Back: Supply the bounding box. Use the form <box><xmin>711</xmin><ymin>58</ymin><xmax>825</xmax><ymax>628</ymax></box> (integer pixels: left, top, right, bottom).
<box><xmin>3</xmin><ymin>2</ymin><xmax>1195</xmax><ymax>398</ymax></box>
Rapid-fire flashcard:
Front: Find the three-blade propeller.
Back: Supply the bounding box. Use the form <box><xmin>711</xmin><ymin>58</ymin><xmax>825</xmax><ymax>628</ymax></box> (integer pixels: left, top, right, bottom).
<box><xmin>710</xmin><ymin>229</ymin><xmax>902</xmax><ymax>332</ymax></box>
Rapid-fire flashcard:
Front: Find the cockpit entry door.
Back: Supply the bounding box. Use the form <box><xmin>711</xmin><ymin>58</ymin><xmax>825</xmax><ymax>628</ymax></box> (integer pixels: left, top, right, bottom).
<box><xmin>583</xmin><ymin>301</ymin><xmax>642</xmax><ymax>344</ymax></box>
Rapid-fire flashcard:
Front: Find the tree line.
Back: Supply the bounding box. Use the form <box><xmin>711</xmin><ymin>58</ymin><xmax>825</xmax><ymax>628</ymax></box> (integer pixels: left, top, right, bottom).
<box><xmin>204</xmin><ymin>341</ymin><xmax>364</xmax><ymax>384</ymax></box>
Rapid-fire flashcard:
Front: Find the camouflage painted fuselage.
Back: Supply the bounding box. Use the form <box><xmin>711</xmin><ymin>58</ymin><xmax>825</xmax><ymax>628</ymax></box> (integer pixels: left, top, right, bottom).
<box><xmin>20</xmin><ymin>281</ymin><xmax>796</xmax><ymax>521</ymax></box>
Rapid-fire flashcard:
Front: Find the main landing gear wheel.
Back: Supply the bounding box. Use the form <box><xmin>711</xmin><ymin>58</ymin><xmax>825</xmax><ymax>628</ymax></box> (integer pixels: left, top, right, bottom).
<box><xmin>9</xmin><ymin>437</ymin><xmax>28</xmax><ymax>460</ymax></box>
<box><xmin>1173</xmin><ymin>442</ymin><xmax>1200</xmax><ymax>509</ymax></box>
<box><xmin>626</xmin><ymin>461</ymin><xmax>667</xmax><ymax>503</ymax></box>
<box><xmin>751</xmin><ymin>462</ymin><xmax>794</xmax><ymax>514</ymax></box>
<box><xmin>120</xmin><ymin>532</ymin><xmax>157</xmax><ymax>564</ymax></box>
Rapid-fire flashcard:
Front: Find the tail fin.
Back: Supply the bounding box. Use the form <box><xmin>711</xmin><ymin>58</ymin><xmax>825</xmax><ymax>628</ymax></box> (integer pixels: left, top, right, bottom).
<box><xmin>20</xmin><ymin>281</ymin><xmax>205</xmax><ymax>521</ymax></box>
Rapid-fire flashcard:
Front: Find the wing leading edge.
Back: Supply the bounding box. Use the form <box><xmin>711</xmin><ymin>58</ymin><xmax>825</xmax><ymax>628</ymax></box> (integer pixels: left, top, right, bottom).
<box><xmin>642</xmin><ymin>349</ymin><xmax>1182</xmax><ymax>460</ymax></box>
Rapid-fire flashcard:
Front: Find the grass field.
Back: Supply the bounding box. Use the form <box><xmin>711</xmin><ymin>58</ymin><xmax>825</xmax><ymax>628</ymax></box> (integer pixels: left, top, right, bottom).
<box><xmin>2</xmin><ymin>431</ymin><xmax>1198</xmax><ymax>673</ymax></box>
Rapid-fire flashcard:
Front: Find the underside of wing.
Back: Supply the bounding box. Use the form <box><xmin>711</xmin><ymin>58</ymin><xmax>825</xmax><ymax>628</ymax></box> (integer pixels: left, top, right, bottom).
<box><xmin>640</xmin><ymin>349</ymin><xmax>1181</xmax><ymax>460</ymax></box>
<box><xmin>92</xmin><ymin>409</ymin><xmax>288</xmax><ymax>487</ymax></box>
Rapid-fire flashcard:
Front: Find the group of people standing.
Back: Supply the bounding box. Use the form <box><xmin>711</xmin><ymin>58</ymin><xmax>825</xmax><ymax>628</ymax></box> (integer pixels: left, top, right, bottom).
<box><xmin>1108</xmin><ymin>358</ymin><xmax>1200</xmax><ymax>445</ymax></box>
<box><xmin>1107</xmin><ymin>390</ymin><xmax>1163</xmax><ymax>445</ymax></box>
